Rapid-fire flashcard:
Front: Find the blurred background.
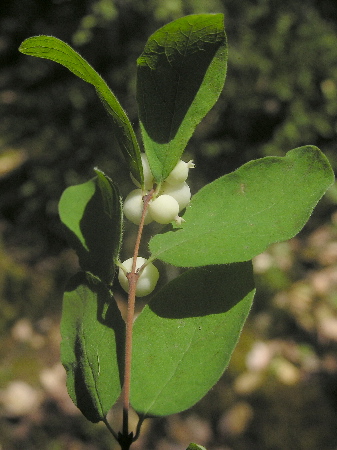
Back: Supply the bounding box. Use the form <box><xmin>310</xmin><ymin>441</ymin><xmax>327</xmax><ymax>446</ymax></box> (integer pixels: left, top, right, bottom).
<box><xmin>1</xmin><ymin>0</ymin><xmax>337</xmax><ymax>448</ymax></box>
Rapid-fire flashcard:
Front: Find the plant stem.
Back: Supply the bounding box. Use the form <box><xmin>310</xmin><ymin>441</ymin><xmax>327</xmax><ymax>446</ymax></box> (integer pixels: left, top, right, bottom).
<box><xmin>121</xmin><ymin>189</ymin><xmax>154</xmax><ymax>441</ymax></box>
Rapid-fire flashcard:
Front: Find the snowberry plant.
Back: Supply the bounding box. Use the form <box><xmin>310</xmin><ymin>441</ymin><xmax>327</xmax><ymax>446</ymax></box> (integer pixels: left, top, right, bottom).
<box><xmin>19</xmin><ymin>14</ymin><xmax>334</xmax><ymax>450</ymax></box>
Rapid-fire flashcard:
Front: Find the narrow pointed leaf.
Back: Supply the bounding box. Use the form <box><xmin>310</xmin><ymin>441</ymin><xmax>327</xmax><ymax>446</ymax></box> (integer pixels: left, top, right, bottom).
<box><xmin>61</xmin><ymin>272</ymin><xmax>125</xmax><ymax>422</ymax></box>
<box><xmin>58</xmin><ymin>172</ymin><xmax>122</xmax><ymax>284</ymax></box>
<box><xmin>150</xmin><ymin>146</ymin><xmax>334</xmax><ymax>267</ymax></box>
<box><xmin>130</xmin><ymin>262</ymin><xmax>255</xmax><ymax>416</ymax></box>
<box><xmin>19</xmin><ymin>36</ymin><xmax>143</xmax><ymax>185</ymax></box>
<box><xmin>137</xmin><ymin>14</ymin><xmax>227</xmax><ymax>181</ymax></box>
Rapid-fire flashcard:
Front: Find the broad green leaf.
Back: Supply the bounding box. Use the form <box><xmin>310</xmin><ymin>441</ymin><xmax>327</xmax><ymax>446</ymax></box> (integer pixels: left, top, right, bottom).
<box><xmin>137</xmin><ymin>14</ymin><xmax>227</xmax><ymax>181</ymax></box>
<box><xmin>19</xmin><ymin>36</ymin><xmax>143</xmax><ymax>186</ymax></box>
<box><xmin>187</xmin><ymin>445</ymin><xmax>207</xmax><ymax>450</ymax></box>
<box><xmin>130</xmin><ymin>262</ymin><xmax>255</xmax><ymax>416</ymax></box>
<box><xmin>150</xmin><ymin>146</ymin><xmax>334</xmax><ymax>267</ymax></box>
<box><xmin>61</xmin><ymin>272</ymin><xmax>125</xmax><ymax>422</ymax></box>
<box><xmin>58</xmin><ymin>172</ymin><xmax>122</xmax><ymax>284</ymax></box>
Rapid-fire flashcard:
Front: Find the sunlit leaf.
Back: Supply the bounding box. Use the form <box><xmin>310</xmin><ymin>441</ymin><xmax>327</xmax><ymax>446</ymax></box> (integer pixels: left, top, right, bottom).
<box><xmin>150</xmin><ymin>146</ymin><xmax>334</xmax><ymax>267</ymax></box>
<box><xmin>137</xmin><ymin>14</ymin><xmax>227</xmax><ymax>181</ymax></box>
<box><xmin>130</xmin><ymin>262</ymin><xmax>255</xmax><ymax>416</ymax></box>
<box><xmin>19</xmin><ymin>36</ymin><xmax>143</xmax><ymax>185</ymax></box>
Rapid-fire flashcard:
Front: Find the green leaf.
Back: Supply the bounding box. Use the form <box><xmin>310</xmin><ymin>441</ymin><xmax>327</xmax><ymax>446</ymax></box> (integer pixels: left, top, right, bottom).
<box><xmin>58</xmin><ymin>171</ymin><xmax>122</xmax><ymax>284</ymax></box>
<box><xmin>130</xmin><ymin>262</ymin><xmax>255</xmax><ymax>416</ymax></box>
<box><xmin>150</xmin><ymin>146</ymin><xmax>334</xmax><ymax>267</ymax></box>
<box><xmin>61</xmin><ymin>272</ymin><xmax>125</xmax><ymax>422</ymax></box>
<box><xmin>19</xmin><ymin>36</ymin><xmax>143</xmax><ymax>186</ymax></box>
<box><xmin>137</xmin><ymin>14</ymin><xmax>228</xmax><ymax>181</ymax></box>
<box><xmin>187</xmin><ymin>445</ymin><xmax>207</xmax><ymax>450</ymax></box>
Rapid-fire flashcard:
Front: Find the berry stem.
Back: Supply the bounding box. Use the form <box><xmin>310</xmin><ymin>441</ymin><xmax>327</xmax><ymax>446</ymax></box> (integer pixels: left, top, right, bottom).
<box><xmin>121</xmin><ymin>188</ymin><xmax>154</xmax><ymax>441</ymax></box>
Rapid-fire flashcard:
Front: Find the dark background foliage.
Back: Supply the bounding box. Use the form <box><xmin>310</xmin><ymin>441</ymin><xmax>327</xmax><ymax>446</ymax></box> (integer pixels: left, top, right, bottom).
<box><xmin>1</xmin><ymin>1</ymin><xmax>337</xmax><ymax>448</ymax></box>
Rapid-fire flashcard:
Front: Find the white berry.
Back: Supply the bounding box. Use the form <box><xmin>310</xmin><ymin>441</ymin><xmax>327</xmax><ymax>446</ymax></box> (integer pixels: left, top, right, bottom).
<box><xmin>165</xmin><ymin>160</ymin><xmax>195</xmax><ymax>186</ymax></box>
<box><xmin>130</xmin><ymin>153</ymin><xmax>154</xmax><ymax>190</ymax></box>
<box><xmin>118</xmin><ymin>257</ymin><xmax>159</xmax><ymax>297</ymax></box>
<box><xmin>149</xmin><ymin>194</ymin><xmax>180</xmax><ymax>224</ymax></box>
<box><xmin>123</xmin><ymin>189</ymin><xmax>153</xmax><ymax>225</ymax></box>
<box><xmin>160</xmin><ymin>181</ymin><xmax>191</xmax><ymax>211</ymax></box>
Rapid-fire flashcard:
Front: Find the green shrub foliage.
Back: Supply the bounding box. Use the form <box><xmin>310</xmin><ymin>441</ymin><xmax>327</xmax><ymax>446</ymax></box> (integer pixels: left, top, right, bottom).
<box><xmin>19</xmin><ymin>12</ymin><xmax>334</xmax><ymax>450</ymax></box>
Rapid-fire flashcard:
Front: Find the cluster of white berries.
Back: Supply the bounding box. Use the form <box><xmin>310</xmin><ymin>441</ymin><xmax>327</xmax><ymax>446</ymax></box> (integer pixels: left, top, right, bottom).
<box><xmin>119</xmin><ymin>153</ymin><xmax>194</xmax><ymax>297</ymax></box>
<box><xmin>123</xmin><ymin>153</ymin><xmax>195</xmax><ymax>226</ymax></box>
<box><xmin>118</xmin><ymin>257</ymin><xmax>159</xmax><ymax>297</ymax></box>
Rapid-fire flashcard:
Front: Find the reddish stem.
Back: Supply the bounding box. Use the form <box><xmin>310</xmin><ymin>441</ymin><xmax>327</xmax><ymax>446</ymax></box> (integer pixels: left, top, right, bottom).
<box><xmin>122</xmin><ymin>189</ymin><xmax>154</xmax><ymax>440</ymax></box>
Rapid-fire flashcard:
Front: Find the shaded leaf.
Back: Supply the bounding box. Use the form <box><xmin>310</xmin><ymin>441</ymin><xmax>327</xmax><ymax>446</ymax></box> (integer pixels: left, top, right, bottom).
<box><xmin>58</xmin><ymin>172</ymin><xmax>122</xmax><ymax>284</ymax></box>
<box><xmin>130</xmin><ymin>262</ymin><xmax>255</xmax><ymax>416</ymax></box>
<box><xmin>150</xmin><ymin>146</ymin><xmax>334</xmax><ymax>267</ymax></box>
<box><xmin>19</xmin><ymin>36</ymin><xmax>143</xmax><ymax>185</ymax></box>
<box><xmin>61</xmin><ymin>272</ymin><xmax>125</xmax><ymax>422</ymax></box>
<box><xmin>137</xmin><ymin>14</ymin><xmax>227</xmax><ymax>181</ymax></box>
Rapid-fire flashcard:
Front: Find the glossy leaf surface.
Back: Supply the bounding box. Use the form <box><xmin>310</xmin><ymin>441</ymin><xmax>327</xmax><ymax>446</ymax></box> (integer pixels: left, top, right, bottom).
<box><xmin>58</xmin><ymin>172</ymin><xmax>122</xmax><ymax>284</ymax></box>
<box><xmin>130</xmin><ymin>262</ymin><xmax>255</xmax><ymax>416</ymax></box>
<box><xmin>19</xmin><ymin>36</ymin><xmax>143</xmax><ymax>185</ymax></box>
<box><xmin>61</xmin><ymin>273</ymin><xmax>125</xmax><ymax>422</ymax></box>
<box><xmin>150</xmin><ymin>146</ymin><xmax>334</xmax><ymax>267</ymax></box>
<box><xmin>137</xmin><ymin>14</ymin><xmax>227</xmax><ymax>181</ymax></box>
